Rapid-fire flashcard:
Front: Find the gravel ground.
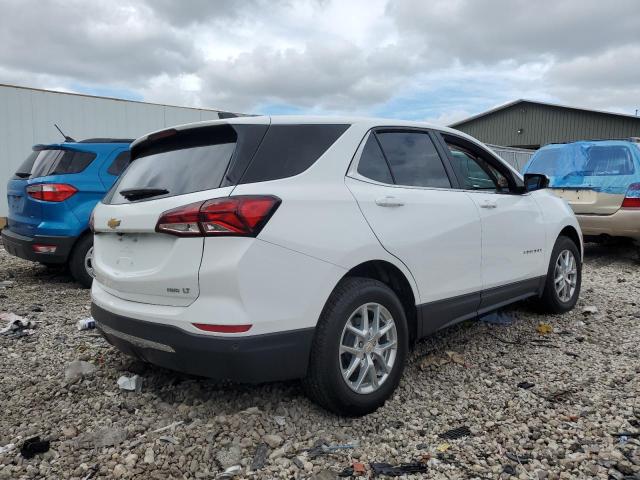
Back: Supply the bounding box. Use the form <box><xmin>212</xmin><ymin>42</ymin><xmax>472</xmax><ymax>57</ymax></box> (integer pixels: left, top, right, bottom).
<box><xmin>0</xmin><ymin>242</ymin><xmax>639</xmax><ymax>480</ymax></box>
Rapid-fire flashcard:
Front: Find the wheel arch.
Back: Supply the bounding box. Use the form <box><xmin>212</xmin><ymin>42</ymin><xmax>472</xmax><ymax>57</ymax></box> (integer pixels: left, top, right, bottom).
<box><xmin>559</xmin><ymin>225</ymin><xmax>582</xmax><ymax>260</ymax></box>
<box><xmin>341</xmin><ymin>260</ymin><xmax>419</xmax><ymax>342</ymax></box>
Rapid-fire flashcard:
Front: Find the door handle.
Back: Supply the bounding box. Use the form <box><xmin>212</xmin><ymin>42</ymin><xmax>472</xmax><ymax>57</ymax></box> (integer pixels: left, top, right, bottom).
<box><xmin>375</xmin><ymin>196</ymin><xmax>404</xmax><ymax>207</ymax></box>
<box><xmin>480</xmin><ymin>199</ymin><xmax>497</xmax><ymax>209</ymax></box>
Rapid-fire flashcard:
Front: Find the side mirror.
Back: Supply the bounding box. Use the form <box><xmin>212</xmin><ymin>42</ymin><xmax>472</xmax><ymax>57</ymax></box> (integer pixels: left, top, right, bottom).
<box><xmin>523</xmin><ymin>173</ymin><xmax>549</xmax><ymax>192</ymax></box>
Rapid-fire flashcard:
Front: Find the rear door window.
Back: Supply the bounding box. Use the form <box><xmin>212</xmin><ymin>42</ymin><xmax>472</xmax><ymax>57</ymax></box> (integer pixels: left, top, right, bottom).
<box><xmin>18</xmin><ymin>149</ymin><xmax>96</xmax><ymax>178</ymax></box>
<box><xmin>376</xmin><ymin>131</ymin><xmax>451</xmax><ymax>188</ymax></box>
<box><xmin>109</xmin><ymin>125</ymin><xmax>238</xmax><ymax>204</ymax></box>
<box><xmin>107</xmin><ymin>151</ymin><xmax>131</xmax><ymax>176</ymax></box>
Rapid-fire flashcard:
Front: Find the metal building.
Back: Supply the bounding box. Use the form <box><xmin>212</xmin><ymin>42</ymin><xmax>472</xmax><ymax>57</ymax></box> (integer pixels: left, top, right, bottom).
<box><xmin>0</xmin><ymin>83</ymin><xmax>232</xmax><ymax>219</ymax></box>
<box><xmin>487</xmin><ymin>144</ymin><xmax>534</xmax><ymax>172</ymax></box>
<box><xmin>450</xmin><ymin>99</ymin><xmax>640</xmax><ymax>150</ymax></box>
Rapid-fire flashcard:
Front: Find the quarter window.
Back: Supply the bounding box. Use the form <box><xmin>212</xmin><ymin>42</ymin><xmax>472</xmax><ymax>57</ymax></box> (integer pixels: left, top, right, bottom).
<box><xmin>376</xmin><ymin>131</ymin><xmax>451</xmax><ymax>188</ymax></box>
<box><xmin>357</xmin><ymin>135</ymin><xmax>393</xmax><ymax>184</ymax></box>
<box><xmin>107</xmin><ymin>151</ymin><xmax>131</xmax><ymax>176</ymax></box>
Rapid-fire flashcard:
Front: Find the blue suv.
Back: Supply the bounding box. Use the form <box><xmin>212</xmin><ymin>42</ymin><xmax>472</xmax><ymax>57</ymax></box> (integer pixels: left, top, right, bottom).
<box><xmin>2</xmin><ymin>138</ymin><xmax>132</xmax><ymax>287</ymax></box>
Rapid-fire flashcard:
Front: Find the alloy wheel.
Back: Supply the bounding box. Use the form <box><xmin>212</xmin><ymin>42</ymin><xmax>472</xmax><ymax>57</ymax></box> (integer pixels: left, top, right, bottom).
<box><xmin>554</xmin><ymin>249</ymin><xmax>577</xmax><ymax>302</ymax></box>
<box><xmin>339</xmin><ymin>303</ymin><xmax>398</xmax><ymax>394</ymax></box>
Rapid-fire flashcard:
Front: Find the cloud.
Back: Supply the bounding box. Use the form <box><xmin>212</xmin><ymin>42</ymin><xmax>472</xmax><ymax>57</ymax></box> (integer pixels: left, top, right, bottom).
<box><xmin>0</xmin><ymin>0</ymin><xmax>639</xmax><ymax>120</ymax></box>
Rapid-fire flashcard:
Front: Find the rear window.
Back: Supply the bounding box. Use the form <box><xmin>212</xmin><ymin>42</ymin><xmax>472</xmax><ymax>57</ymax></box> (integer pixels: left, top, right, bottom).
<box><xmin>584</xmin><ymin>146</ymin><xmax>635</xmax><ymax>176</ymax></box>
<box><xmin>13</xmin><ymin>151</ymin><xmax>38</xmax><ymax>178</ymax></box>
<box><xmin>108</xmin><ymin>125</ymin><xmax>237</xmax><ymax>204</ymax></box>
<box><xmin>14</xmin><ymin>149</ymin><xmax>96</xmax><ymax>179</ymax></box>
<box><xmin>527</xmin><ymin>144</ymin><xmax>636</xmax><ymax>178</ymax></box>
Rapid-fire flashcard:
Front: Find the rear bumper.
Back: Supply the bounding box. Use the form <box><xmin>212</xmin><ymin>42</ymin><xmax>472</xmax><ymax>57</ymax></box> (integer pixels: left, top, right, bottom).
<box><xmin>1</xmin><ymin>227</ymin><xmax>76</xmax><ymax>263</ymax></box>
<box><xmin>91</xmin><ymin>303</ymin><xmax>315</xmax><ymax>384</ymax></box>
<box><xmin>577</xmin><ymin>209</ymin><xmax>640</xmax><ymax>240</ymax></box>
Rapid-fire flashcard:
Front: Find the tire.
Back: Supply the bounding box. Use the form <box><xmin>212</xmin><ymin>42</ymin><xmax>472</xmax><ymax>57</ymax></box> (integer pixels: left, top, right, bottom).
<box><xmin>537</xmin><ymin>235</ymin><xmax>581</xmax><ymax>313</ymax></box>
<box><xmin>68</xmin><ymin>234</ymin><xmax>94</xmax><ymax>289</ymax></box>
<box><xmin>303</xmin><ymin>277</ymin><xmax>409</xmax><ymax>416</ymax></box>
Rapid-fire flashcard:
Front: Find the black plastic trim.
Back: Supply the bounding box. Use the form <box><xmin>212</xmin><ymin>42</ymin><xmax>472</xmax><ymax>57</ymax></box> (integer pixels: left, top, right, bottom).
<box><xmin>1</xmin><ymin>228</ymin><xmax>77</xmax><ymax>263</ymax></box>
<box><xmin>91</xmin><ymin>303</ymin><xmax>315</xmax><ymax>384</ymax></box>
<box><xmin>418</xmin><ymin>276</ymin><xmax>545</xmax><ymax>338</ymax></box>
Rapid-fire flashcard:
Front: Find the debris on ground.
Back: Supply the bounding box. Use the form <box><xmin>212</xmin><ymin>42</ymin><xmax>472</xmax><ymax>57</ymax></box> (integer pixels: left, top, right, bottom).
<box><xmin>76</xmin><ymin>428</ymin><xmax>127</xmax><ymax>449</ymax></box>
<box><xmin>158</xmin><ymin>436</ymin><xmax>178</xmax><ymax>445</ymax></box>
<box><xmin>505</xmin><ymin>452</ymin><xmax>531</xmax><ymax>464</ymax></box>
<box><xmin>536</xmin><ymin>322</ymin><xmax>553</xmax><ymax>334</ymax></box>
<box><xmin>439</xmin><ymin>425</ymin><xmax>471</xmax><ymax>440</ymax></box>
<box><xmin>436</xmin><ymin>443</ymin><xmax>450</xmax><ymax>452</ymax></box>
<box><xmin>307</xmin><ymin>441</ymin><xmax>359</xmax><ymax>459</ymax></box>
<box><xmin>117</xmin><ymin>374</ymin><xmax>143</xmax><ymax>392</ymax></box>
<box><xmin>273</xmin><ymin>415</ymin><xmax>286</xmax><ymax>426</ymax></box>
<box><xmin>151</xmin><ymin>421</ymin><xmax>184</xmax><ymax>434</ymax></box>
<box><xmin>64</xmin><ymin>360</ymin><xmax>97</xmax><ymax>384</ymax></box>
<box><xmin>338</xmin><ymin>461</ymin><xmax>367</xmax><ymax>477</ymax></box>
<box><xmin>479</xmin><ymin>310</ymin><xmax>514</xmax><ymax>325</ymax></box>
<box><xmin>517</xmin><ymin>381</ymin><xmax>535</xmax><ymax>390</ymax></box>
<box><xmin>370</xmin><ymin>461</ymin><xmax>429</xmax><ymax>476</ymax></box>
<box><xmin>420</xmin><ymin>350</ymin><xmax>467</xmax><ymax>369</ymax></box>
<box><xmin>0</xmin><ymin>443</ymin><xmax>15</xmax><ymax>455</ymax></box>
<box><xmin>0</xmin><ymin>312</ymin><xmax>35</xmax><ymax>336</ymax></box>
<box><xmin>76</xmin><ymin>317</ymin><xmax>96</xmax><ymax>331</ymax></box>
<box><xmin>251</xmin><ymin>443</ymin><xmax>269</xmax><ymax>470</ymax></box>
<box><xmin>582</xmin><ymin>305</ymin><xmax>599</xmax><ymax>315</ymax></box>
<box><xmin>0</xmin><ymin>280</ymin><xmax>15</xmax><ymax>289</ymax></box>
<box><xmin>217</xmin><ymin>465</ymin><xmax>242</xmax><ymax>479</ymax></box>
<box><xmin>20</xmin><ymin>436</ymin><xmax>50</xmax><ymax>459</ymax></box>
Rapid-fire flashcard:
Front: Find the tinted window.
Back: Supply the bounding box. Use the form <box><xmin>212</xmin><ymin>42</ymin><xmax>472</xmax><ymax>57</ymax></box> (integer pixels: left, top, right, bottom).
<box><xmin>376</xmin><ymin>131</ymin><xmax>450</xmax><ymax>188</ymax></box>
<box><xmin>13</xmin><ymin>151</ymin><xmax>38</xmax><ymax>178</ymax></box>
<box><xmin>107</xmin><ymin>151</ymin><xmax>131</xmax><ymax>176</ymax></box>
<box><xmin>240</xmin><ymin>124</ymin><xmax>349</xmax><ymax>184</ymax></box>
<box><xmin>357</xmin><ymin>135</ymin><xmax>393</xmax><ymax>183</ymax></box>
<box><xmin>447</xmin><ymin>144</ymin><xmax>509</xmax><ymax>191</ymax></box>
<box><xmin>29</xmin><ymin>149</ymin><xmax>96</xmax><ymax>178</ymax></box>
<box><xmin>109</xmin><ymin>126</ymin><xmax>237</xmax><ymax>204</ymax></box>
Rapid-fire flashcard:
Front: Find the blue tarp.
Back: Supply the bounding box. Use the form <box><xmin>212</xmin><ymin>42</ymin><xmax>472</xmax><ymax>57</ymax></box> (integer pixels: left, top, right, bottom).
<box><xmin>523</xmin><ymin>140</ymin><xmax>640</xmax><ymax>196</ymax></box>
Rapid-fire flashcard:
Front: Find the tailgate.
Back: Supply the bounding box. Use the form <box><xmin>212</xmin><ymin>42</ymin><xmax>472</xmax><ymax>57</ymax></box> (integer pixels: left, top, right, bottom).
<box><xmin>93</xmin><ymin>188</ymin><xmax>234</xmax><ymax>306</ymax></box>
<box><xmin>6</xmin><ymin>178</ymin><xmax>41</xmax><ymax>236</ymax></box>
<box><xmin>550</xmin><ymin>188</ymin><xmax>625</xmax><ymax>215</ymax></box>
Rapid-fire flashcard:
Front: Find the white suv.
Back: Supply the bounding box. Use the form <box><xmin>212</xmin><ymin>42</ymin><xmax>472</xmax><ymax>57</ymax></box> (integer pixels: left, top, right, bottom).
<box><xmin>91</xmin><ymin>116</ymin><xmax>583</xmax><ymax>416</ymax></box>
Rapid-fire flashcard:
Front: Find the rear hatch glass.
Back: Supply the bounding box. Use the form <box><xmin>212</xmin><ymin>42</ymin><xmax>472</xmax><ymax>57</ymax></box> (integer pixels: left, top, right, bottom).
<box><xmin>106</xmin><ymin>125</ymin><xmax>238</xmax><ymax>204</ymax></box>
<box><xmin>524</xmin><ymin>142</ymin><xmax>639</xmax><ymax>214</ymax></box>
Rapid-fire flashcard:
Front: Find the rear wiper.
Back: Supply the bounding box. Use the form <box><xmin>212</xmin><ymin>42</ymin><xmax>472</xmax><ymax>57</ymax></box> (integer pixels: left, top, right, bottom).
<box><xmin>119</xmin><ymin>187</ymin><xmax>169</xmax><ymax>201</ymax></box>
<box><xmin>14</xmin><ymin>172</ymin><xmax>30</xmax><ymax>178</ymax></box>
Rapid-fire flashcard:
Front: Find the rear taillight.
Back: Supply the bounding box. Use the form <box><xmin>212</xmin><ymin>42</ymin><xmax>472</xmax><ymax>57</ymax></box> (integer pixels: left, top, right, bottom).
<box><xmin>622</xmin><ymin>183</ymin><xmax>640</xmax><ymax>208</ymax></box>
<box><xmin>26</xmin><ymin>183</ymin><xmax>77</xmax><ymax>202</ymax></box>
<box><xmin>156</xmin><ymin>195</ymin><xmax>281</xmax><ymax>237</ymax></box>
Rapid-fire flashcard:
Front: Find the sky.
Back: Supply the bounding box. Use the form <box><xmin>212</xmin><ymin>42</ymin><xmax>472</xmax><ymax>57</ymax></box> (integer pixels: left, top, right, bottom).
<box><xmin>0</xmin><ymin>0</ymin><xmax>639</xmax><ymax>125</ymax></box>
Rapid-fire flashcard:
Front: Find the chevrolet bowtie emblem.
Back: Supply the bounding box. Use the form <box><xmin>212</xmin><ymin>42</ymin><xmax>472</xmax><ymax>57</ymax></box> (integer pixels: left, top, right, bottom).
<box><xmin>107</xmin><ymin>218</ymin><xmax>121</xmax><ymax>229</ymax></box>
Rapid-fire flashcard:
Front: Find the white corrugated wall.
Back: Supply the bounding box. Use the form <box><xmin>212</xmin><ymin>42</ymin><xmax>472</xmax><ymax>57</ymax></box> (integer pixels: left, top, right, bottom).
<box><xmin>0</xmin><ymin>84</ymin><xmax>223</xmax><ymax>217</ymax></box>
